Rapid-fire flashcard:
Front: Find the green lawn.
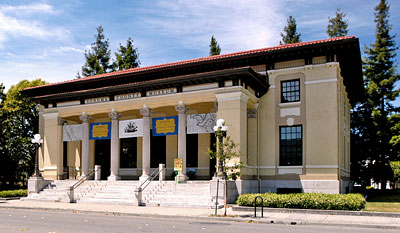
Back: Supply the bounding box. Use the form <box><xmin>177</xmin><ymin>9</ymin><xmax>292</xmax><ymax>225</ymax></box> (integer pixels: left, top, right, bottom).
<box><xmin>364</xmin><ymin>191</ymin><xmax>400</xmax><ymax>213</ymax></box>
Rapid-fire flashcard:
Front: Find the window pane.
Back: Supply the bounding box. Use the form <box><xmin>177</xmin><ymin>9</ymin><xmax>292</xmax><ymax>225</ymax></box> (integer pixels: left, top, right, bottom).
<box><xmin>280</xmin><ymin>125</ymin><xmax>302</xmax><ymax>166</ymax></box>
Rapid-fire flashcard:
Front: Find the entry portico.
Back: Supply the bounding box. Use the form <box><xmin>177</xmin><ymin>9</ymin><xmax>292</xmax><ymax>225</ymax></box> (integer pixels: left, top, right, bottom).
<box><xmin>33</xmin><ymin>67</ymin><xmax>264</xmax><ymax>182</ymax></box>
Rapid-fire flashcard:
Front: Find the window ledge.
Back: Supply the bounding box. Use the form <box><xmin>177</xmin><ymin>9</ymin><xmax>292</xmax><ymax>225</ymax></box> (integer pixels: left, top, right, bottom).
<box><xmin>279</xmin><ymin>102</ymin><xmax>301</xmax><ymax>107</ymax></box>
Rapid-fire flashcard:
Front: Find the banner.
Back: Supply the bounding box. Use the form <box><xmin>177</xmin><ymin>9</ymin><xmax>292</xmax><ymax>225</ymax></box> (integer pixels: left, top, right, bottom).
<box><xmin>90</xmin><ymin>122</ymin><xmax>111</xmax><ymax>140</ymax></box>
<box><xmin>152</xmin><ymin>116</ymin><xmax>178</xmax><ymax>136</ymax></box>
<box><xmin>119</xmin><ymin>119</ymin><xmax>143</xmax><ymax>138</ymax></box>
<box><xmin>63</xmin><ymin>124</ymin><xmax>82</xmax><ymax>141</ymax></box>
<box><xmin>187</xmin><ymin>113</ymin><xmax>216</xmax><ymax>134</ymax></box>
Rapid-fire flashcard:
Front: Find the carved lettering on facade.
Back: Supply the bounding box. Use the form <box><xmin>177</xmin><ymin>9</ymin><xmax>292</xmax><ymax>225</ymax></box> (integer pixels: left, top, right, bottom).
<box><xmin>84</xmin><ymin>97</ymin><xmax>110</xmax><ymax>104</ymax></box>
<box><xmin>115</xmin><ymin>93</ymin><xmax>141</xmax><ymax>101</ymax></box>
<box><xmin>147</xmin><ymin>88</ymin><xmax>177</xmax><ymax>97</ymax></box>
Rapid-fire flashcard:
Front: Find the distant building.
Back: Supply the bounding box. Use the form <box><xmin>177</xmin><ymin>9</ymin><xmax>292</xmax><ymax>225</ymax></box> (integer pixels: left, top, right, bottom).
<box><xmin>23</xmin><ymin>36</ymin><xmax>362</xmax><ymax>194</ymax></box>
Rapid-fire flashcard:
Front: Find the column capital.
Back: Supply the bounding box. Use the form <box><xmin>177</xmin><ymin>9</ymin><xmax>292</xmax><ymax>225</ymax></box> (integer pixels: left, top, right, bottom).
<box><xmin>58</xmin><ymin>117</ymin><xmax>66</xmax><ymax>125</ymax></box>
<box><xmin>140</xmin><ymin>105</ymin><xmax>152</xmax><ymax>117</ymax></box>
<box><xmin>109</xmin><ymin>109</ymin><xmax>121</xmax><ymax>120</ymax></box>
<box><xmin>79</xmin><ymin>112</ymin><xmax>91</xmax><ymax>123</ymax></box>
<box><xmin>175</xmin><ymin>101</ymin><xmax>188</xmax><ymax>114</ymax></box>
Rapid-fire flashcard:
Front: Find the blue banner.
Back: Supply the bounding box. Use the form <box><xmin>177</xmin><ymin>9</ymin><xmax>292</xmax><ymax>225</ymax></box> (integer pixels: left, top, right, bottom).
<box><xmin>90</xmin><ymin>122</ymin><xmax>111</xmax><ymax>140</ymax></box>
<box><xmin>152</xmin><ymin>116</ymin><xmax>178</xmax><ymax>136</ymax></box>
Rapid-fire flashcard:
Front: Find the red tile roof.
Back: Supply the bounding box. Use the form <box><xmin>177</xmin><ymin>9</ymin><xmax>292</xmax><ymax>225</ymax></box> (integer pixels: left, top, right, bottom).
<box><xmin>25</xmin><ymin>36</ymin><xmax>355</xmax><ymax>91</ymax></box>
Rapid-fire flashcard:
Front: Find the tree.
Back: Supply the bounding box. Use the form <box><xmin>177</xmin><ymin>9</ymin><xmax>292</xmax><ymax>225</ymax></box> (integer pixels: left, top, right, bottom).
<box><xmin>81</xmin><ymin>26</ymin><xmax>112</xmax><ymax>77</ymax></box>
<box><xmin>352</xmin><ymin>0</ymin><xmax>399</xmax><ymax>189</ymax></box>
<box><xmin>209</xmin><ymin>35</ymin><xmax>221</xmax><ymax>56</ymax></box>
<box><xmin>327</xmin><ymin>8</ymin><xmax>349</xmax><ymax>38</ymax></box>
<box><xmin>0</xmin><ymin>79</ymin><xmax>46</xmax><ymax>189</ymax></box>
<box><xmin>281</xmin><ymin>16</ymin><xmax>301</xmax><ymax>44</ymax></box>
<box><xmin>114</xmin><ymin>37</ymin><xmax>140</xmax><ymax>71</ymax></box>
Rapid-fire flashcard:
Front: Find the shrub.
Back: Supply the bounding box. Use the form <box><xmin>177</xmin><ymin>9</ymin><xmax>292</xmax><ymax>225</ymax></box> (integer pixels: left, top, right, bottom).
<box><xmin>237</xmin><ymin>192</ymin><xmax>366</xmax><ymax>211</ymax></box>
<box><xmin>0</xmin><ymin>189</ymin><xmax>28</xmax><ymax>198</ymax></box>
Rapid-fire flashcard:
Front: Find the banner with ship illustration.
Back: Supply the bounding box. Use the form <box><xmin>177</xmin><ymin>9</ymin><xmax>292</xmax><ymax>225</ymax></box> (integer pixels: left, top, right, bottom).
<box><xmin>119</xmin><ymin>119</ymin><xmax>143</xmax><ymax>138</ymax></box>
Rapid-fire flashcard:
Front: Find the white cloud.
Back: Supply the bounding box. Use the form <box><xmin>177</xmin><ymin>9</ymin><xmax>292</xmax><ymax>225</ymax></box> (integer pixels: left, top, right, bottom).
<box><xmin>0</xmin><ymin>3</ymin><xmax>57</xmax><ymax>15</ymax></box>
<box><xmin>139</xmin><ymin>0</ymin><xmax>286</xmax><ymax>54</ymax></box>
<box><xmin>0</xmin><ymin>3</ymin><xmax>69</xmax><ymax>47</ymax></box>
<box><xmin>55</xmin><ymin>46</ymin><xmax>85</xmax><ymax>53</ymax></box>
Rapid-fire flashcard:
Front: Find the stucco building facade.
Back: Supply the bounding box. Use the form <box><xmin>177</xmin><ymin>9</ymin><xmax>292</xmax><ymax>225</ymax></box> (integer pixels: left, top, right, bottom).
<box><xmin>23</xmin><ymin>36</ymin><xmax>362</xmax><ymax>195</ymax></box>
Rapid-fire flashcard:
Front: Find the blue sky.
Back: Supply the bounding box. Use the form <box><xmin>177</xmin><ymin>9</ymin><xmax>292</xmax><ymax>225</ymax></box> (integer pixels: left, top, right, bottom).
<box><xmin>0</xmin><ymin>0</ymin><xmax>399</xmax><ymax>93</ymax></box>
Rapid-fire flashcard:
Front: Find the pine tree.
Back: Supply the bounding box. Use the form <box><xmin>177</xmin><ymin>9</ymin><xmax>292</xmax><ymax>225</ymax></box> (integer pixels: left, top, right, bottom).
<box><xmin>209</xmin><ymin>35</ymin><xmax>221</xmax><ymax>56</ymax></box>
<box><xmin>81</xmin><ymin>26</ymin><xmax>112</xmax><ymax>77</ymax></box>
<box><xmin>352</xmin><ymin>0</ymin><xmax>399</xmax><ymax>189</ymax></box>
<box><xmin>114</xmin><ymin>37</ymin><xmax>140</xmax><ymax>71</ymax></box>
<box><xmin>327</xmin><ymin>8</ymin><xmax>349</xmax><ymax>38</ymax></box>
<box><xmin>281</xmin><ymin>16</ymin><xmax>301</xmax><ymax>44</ymax></box>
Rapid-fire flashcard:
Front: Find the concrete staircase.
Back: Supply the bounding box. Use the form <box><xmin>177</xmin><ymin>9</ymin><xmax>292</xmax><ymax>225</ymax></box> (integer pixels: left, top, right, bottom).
<box><xmin>76</xmin><ymin>181</ymin><xmax>145</xmax><ymax>205</ymax></box>
<box><xmin>24</xmin><ymin>180</ymin><xmax>101</xmax><ymax>203</ymax></box>
<box><xmin>143</xmin><ymin>181</ymin><xmax>215</xmax><ymax>208</ymax></box>
<box><xmin>24</xmin><ymin>180</ymin><xmax>216</xmax><ymax>208</ymax></box>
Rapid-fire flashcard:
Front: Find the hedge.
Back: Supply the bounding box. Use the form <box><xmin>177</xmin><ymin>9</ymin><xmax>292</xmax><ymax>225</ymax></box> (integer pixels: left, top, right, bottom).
<box><xmin>0</xmin><ymin>189</ymin><xmax>28</xmax><ymax>198</ymax></box>
<box><xmin>237</xmin><ymin>192</ymin><xmax>366</xmax><ymax>211</ymax></box>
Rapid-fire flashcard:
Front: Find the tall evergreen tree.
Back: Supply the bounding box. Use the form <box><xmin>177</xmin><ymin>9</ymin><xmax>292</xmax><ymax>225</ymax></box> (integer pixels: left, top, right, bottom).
<box><xmin>281</xmin><ymin>16</ymin><xmax>301</xmax><ymax>44</ymax></box>
<box><xmin>81</xmin><ymin>26</ymin><xmax>112</xmax><ymax>77</ymax></box>
<box><xmin>352</xmin><ymin>0</ymin><xmax>399</xmax><ymax>189</ymax></box>
<box><xmin>209</xmin><ymin>35</ymin><xmax>221</xmax><ymax>56</ymax></box>
<box><xmin>114</xmin><ymin>37</ymin><xmax>140</xmax><ymax>71</ymax></box>
<box><xmin>327</xmin><ymin>8</ymin><xmax>349</xmax><ymax>38</ymax></box>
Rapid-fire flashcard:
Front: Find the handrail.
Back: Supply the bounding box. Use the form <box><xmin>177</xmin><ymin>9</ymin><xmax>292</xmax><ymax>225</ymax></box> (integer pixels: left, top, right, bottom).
<box><xmin>254</xmin><ymin>195</ymin><xmax>264</xmax><ymax>218</ymax></box>
<box><xmin>71</xmin><ymin>168</ymin><xmax>99</xmax><ymax>191</ymax></box>
<box><xmin>137</xmin><ymin>166</ymin><xmax>165</xmax><ymax>192</ymax></box>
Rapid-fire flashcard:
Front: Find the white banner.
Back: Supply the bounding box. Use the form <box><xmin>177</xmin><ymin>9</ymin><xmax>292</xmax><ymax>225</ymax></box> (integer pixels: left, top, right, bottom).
<box><xmin>63</xmin><ymin>124</ymin><xmax>83</xmax><ymax>141</ymax></box>
<box><xmin>187</xmin><ymin>113</ymin><xmax>216</xmax><ymax>134</ymax></box>
<box><xmin>119</xmin><ymin>119</ymin><xmax>143</xmax><ymax>138</ymax></box>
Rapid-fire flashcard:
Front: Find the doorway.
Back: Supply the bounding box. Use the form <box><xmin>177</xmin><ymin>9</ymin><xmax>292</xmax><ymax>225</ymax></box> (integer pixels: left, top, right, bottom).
<box><xmin>209</xmin><ymin>133</ymin><xmax>217</xmax><ymax>179</ymax></box>
<box><xmin>95</xmin><ymin>139</ymin><xmax>111</xmax><ymax>180</ymax></box>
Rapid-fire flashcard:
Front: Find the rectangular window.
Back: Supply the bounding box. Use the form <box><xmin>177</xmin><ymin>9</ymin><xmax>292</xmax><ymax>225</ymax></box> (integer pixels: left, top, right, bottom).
<box><xmin>280</xmin><ymin>125</ymin><xmax>302</xmax><ymax>166</ymax></box>
<box><xmin>281</xmin><ymin>80</ymin><xmax>300</xmax><ymax>103</ymax></box>
<box><xmin>120</xmin><ymin>137</ymin><xmax>137</xmax><ymax>168</ymax></box>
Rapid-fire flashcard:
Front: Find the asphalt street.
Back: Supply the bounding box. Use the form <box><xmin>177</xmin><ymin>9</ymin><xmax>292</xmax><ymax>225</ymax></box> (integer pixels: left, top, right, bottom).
<box><xmin>0</xmin><ymin>208</ymin><xmax>396</xmax><ymax>233</ymax></box>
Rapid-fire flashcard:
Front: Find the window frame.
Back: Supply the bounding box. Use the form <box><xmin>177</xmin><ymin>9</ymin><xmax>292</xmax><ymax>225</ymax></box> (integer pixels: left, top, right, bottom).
<box><xmin>281</xmin><ymin>79</ymin><xmax>300</xmax><ymax>103</ymax></box>
<box><xmin>279</xmin><ymin>125</ymin><xmax>303</xmax><ymax>166</ymax></box>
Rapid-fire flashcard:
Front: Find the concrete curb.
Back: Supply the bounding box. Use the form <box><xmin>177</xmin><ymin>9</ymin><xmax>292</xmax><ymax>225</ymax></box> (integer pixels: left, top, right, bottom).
<box><xmin>232</xmin><ymin>205</ymin><xmax>400</xmax><ymax>218</ymax></box>
<box><xmin>0</xmin><ymin>204</ymin><xmax>399</xmax><ymax>230</ymax></box>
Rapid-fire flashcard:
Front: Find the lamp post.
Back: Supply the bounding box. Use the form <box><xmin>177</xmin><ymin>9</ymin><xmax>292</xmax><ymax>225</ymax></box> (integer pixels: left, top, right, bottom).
<box><xmin>31</xmin><ymin>134</ymin><xmax>43</xmax><ymax>177</ymax></box>
<box><xmin>213</xmin><ymin>119</ymin><xmax>228</xmax><ymax>178</ymax></box>
<box><xmin>213</xmin><ymin>119</ymin><xmax>228</xmax><ymax>216</ymax></box>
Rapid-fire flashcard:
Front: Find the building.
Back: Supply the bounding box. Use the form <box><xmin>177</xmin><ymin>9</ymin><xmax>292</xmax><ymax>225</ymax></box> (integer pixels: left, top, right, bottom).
<box><xmin>23</xmin><ymin>36</ymin><xmax>362</xmax><ymax>195</ymax></box>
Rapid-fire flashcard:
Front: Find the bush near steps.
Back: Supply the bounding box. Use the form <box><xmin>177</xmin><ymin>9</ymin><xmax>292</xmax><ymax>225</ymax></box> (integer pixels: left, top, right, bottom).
<box><xmin>237</xmin><ymin>193</ymin><xmax>366</xmax><ymax>211</ymax></box>
<box><xmin>0</xmin><ymin>189</ymin><xmax>27</xmax><ymax>198</ymax></box>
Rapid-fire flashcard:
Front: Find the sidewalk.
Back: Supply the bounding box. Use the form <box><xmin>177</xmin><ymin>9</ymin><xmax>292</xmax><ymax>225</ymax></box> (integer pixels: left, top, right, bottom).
<box><xmin>0</xmin><ymin>200</ymin><xmax>399</xmax><ymax>230</ymax></box>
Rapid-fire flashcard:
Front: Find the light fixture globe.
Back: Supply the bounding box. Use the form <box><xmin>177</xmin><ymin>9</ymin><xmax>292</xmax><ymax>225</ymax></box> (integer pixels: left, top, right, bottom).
<box><xmin>216</xmin><ymin>119</ymin><xmax>225</xmax><ymax>127</ymax></box>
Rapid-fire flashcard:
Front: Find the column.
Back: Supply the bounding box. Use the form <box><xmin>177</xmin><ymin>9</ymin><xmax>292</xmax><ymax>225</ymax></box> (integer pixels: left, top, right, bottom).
<box><xmin>57</xmin><ymin>117</ymin><xmax>66</xmax><ymax>180</ymax></box>
<box><xmin>140</xmin><ymin>105</ymin><xmax>152</xmax><ymax>182</ymax></box>
<box><xmin>80</xmin><ymin>112</ymin><xmax>91</xmax><ymax>178</ymax></box>
<box><xmin>175</xmin><ymin>101</ymin><xmax>188</xmax><ymax>181</ymax></box>
<box><xmin>108</xmin><ymin>109</ymin><xmax>121</xmax><ymax>181</ymax></box>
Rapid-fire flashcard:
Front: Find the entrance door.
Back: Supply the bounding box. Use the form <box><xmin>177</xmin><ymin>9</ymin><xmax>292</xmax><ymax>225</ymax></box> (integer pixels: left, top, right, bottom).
<box><xmin>209</xmin><ymin>133</ymin><xmax>216</xmax><ymax>179</ymax></box>
<box><xmin>150</xmin><ymin>130</ymin><xmax>166</xmax><ymax>168</ymax></box>
<box><xmin>95</xmin><ymin>139</ymin><xmax>111</xmax><ymax>180</ymax></box>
